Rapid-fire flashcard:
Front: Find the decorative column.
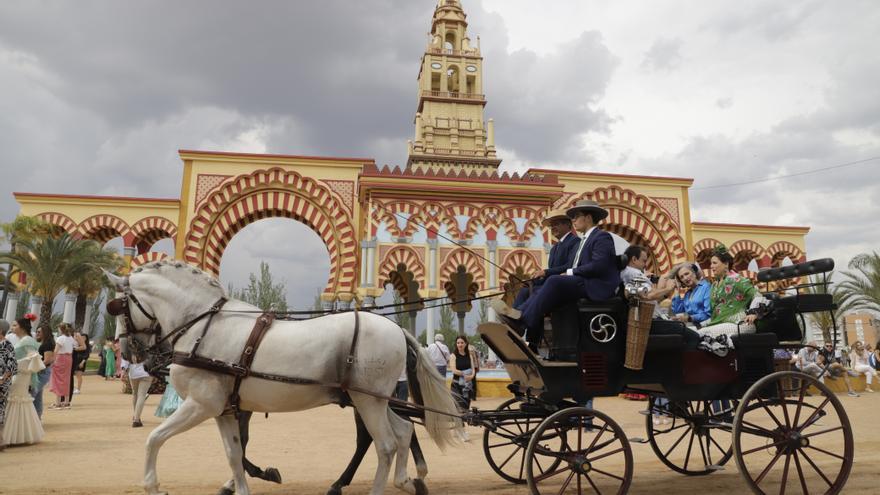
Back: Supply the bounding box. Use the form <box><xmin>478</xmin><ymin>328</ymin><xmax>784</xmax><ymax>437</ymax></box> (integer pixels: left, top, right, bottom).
<box><xmin>360</xmin><ymin>242</ymin><xmax>369</xmax><ymax>286</ymax></box>
<box><xmin>426</xmin><ymin>305</ymin><xmax>436</xmax><ymax>346</ymax></box>
<box><xmin>365</xmin><ymin>238</ymin><xmax>377</xmax><ymax>287</ymax></box>
<box><xmin>123</xmin><ymin>245</ymin><xmax>137</xmax><ymax>274</ymax></box>
<box><xmin>30</xmin><ymin>296</ymin><xmax>43</xmax><ymax>326</ymax></box>
<box><xmin>82</xmin><ymin>298</ymin><xmax>94</xmax><ymax>336</ymax></box>
<box><xmin>427</xmin><ymin>238</ymin><xmax>439</xmax><ymax>289</ymax></box>
<box><xmin>63</xmin><ymin>293</ymin><xmax>77</xmax><ymax>324</ymax></box>
<box><xmin>3</xmin><ymin>292</ymin><xmax>19</xmax><ymax>323</ymax></box>
<box><xmin>486</xmin><ymin>118</ymin><xmax>496</xmax><ymax>157</ymax></box>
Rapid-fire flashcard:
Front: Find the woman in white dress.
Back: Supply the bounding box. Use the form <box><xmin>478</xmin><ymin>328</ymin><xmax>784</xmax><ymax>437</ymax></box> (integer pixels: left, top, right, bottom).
<box><xmin>3</xmin><ymin>315</ymin><xmax>44</xmax><ymax>446</ymax></box>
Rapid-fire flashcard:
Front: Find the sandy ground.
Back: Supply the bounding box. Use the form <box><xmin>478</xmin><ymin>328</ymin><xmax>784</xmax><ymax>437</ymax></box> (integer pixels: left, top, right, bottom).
<box><xmin>0</xmin><ymin>375</ymin><xmax>876</xmax><ymax>495</ymax></box>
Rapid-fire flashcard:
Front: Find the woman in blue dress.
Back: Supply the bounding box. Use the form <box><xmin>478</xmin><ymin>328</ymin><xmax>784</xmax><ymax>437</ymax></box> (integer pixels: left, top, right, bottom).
<box><xmin>668</xmin><ymin>262</ymin><xmax>712</xmax><ymax>326</ymax></box>
<box><xmin>154</xmin><ymin>373</ymin><xmax>183</xmax><ymax>418</ymax></box>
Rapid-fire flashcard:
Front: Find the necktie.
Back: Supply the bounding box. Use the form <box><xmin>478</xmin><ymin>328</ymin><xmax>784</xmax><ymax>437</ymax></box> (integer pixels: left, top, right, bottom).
<box><xmin>571</xmin><ymin>233</ymin><xmax>588</xmax><ymax>268</ymax></box>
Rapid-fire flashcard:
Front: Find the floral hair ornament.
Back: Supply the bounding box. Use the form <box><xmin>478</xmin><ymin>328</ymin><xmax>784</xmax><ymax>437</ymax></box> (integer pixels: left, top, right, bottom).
<box><xmin>23</xmin><ymin>313</ymin><xmax>38</xmax><ymax>321</ymax></box>
<box><xmin>713</xmin><ymin>244</ymin><xmax>730</xmax><ymax>257</ymax></box>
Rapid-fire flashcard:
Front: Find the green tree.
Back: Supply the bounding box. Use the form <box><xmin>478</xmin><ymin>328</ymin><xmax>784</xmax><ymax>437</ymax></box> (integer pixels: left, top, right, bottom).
<box><xmin>803</xmin><ymin>272</ymin><xmax>853</xmax><ymax>343</ymax></box>
<box><xmin>87</xmin><ymin>291</ymin><xmax>105</xmax><ymax>337</ymax></box>
<box><xmin>102</xmin><ymin>307</ymin><xmax>117</xmax><ymax>344</ymax></box>
<box><xmin>0</xmin><ymin>215</ymin><xmax>54</xmax><ymax>312</ymax></box>
<box><xmin>0</xmin><ymin>233</ymin><xmax>110</xmax><ymax>332</ymax></box>
<box><xmin>64</xmin><ymin>240</ymin><xmax>124</xmax><ymax>331</ymax></box>
<box><xmin>439</xmin><ymin>300</ymin><xmax>455</xmax><ymax>331</ymax></box>
<box><xmin>838</xmin><ymin>252</ymin><xmax>880</xmax><ymax>314</ymax></box>
<box><xmin>229</xmin><ymin>261</ymin><xmax>288</xmax><ymax>312</ymax></box>
<box><xmin>391</xmin><ymin>291</ymin><xmax>415</xmax><ymax>332</ymax></box>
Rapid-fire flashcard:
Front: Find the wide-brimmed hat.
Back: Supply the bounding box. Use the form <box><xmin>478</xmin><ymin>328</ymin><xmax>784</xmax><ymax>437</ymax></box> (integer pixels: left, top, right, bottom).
<box><xmin>566</xmin><ymin>200</ymin><xmax>609</xmax><ymax>221</ymax></box>
<box><xmin>541</xmin><ymin>208</ymin><xmax>572</xmax><ymax>227</ymax></box>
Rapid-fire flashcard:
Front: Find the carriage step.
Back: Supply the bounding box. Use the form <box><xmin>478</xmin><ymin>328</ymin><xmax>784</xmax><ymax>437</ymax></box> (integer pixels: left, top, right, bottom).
<box><xmin>707</xmin><ymin>464</ymin><xmax>725</xmax><ymax>471</ymax></box>
<box><xmin>628</xmin><ymin>437</ymin><xmax>650</xmax><ymax>444</ymax></box>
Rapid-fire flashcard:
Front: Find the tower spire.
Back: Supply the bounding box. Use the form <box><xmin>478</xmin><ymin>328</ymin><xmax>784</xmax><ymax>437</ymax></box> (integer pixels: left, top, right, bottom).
<box><xmin>408</xmin><ymin>0</ymin><xmax>500</xmax><ymax>172</ymax></box>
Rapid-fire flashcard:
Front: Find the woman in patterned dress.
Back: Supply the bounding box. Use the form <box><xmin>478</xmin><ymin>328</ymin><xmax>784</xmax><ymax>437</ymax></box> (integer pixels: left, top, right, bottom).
<box><xmin>697</xmin><ymin>245</ymin><xmax>762</xmax><ymax>353</ymax></box>
<box><xmin>0</xmin><ymin>335</ymin><xmax>18</xmax><ymax>450</ymax></box>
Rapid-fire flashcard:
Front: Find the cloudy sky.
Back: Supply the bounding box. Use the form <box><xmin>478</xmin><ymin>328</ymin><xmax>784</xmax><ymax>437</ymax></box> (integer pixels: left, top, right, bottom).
<box><xmin>0</xmin><ymin>0</ymin><xmax>877</xmax><ymax>314</ymax></box>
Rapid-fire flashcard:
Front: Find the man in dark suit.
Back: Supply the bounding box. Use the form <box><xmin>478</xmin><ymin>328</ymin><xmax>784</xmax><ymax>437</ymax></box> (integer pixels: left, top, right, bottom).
<box><xmin>512</xmin><ymin>208</ymin><xmax>580</xmax><ymax>309</ymax></box>
<box><xmin>492</xmin><ymin>200</ymin><xmax>621</xmax><ymax>352</ymax></box>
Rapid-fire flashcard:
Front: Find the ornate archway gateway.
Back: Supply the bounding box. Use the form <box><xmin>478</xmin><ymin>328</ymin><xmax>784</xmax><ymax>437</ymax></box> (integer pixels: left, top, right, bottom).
<box><xmin>182</xmin><ymin>166</ymin><xmax>358</xmax><ymax>299</ymax></box>
<box><xmin>10</xmin><ymin>0</ymin><xmax>810</xmax><ymax>330</ymax></box>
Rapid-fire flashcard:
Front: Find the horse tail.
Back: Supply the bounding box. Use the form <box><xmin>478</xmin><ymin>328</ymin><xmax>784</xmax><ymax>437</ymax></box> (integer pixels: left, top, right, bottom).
<box><xmin>401</xmin><ymin>331</ymin><xmax>461</xmax><ymax>450</ymax></box>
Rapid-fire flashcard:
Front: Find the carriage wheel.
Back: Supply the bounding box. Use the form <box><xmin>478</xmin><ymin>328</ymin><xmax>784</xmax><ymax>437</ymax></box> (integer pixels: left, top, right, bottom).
<box><xmin>482</xmin><ymin>398</ymin><xmax>563</xmax><ymax>484</ymax></box>
<box><xmin>525</xmin><ymin>407</ymin><xmax>632</xmax><ymax>495</ymax></box>
<box><xmin>732</xmin><ymin>371</ymin><xmax>853</xmax><ymax>495</ymax></box>
<box><xmin>646</xmin><ymin>396</ymin><xmax>735</xmax><ymax>475</ymax></box>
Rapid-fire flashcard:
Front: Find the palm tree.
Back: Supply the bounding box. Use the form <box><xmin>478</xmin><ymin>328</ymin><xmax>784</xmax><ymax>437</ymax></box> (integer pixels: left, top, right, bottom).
<box><xmin>64</xmin><ymin>241</ymin><xmax>125</xmax><ymax>332</ymax></box>
<box><xmin>0</xmin><ymin>215</ymin><xmax>55</xmax><ymax>312</ymax></box>
<box><xmin>838</xmin><ymin>252</ymin><xmax>880</xmax><ymax>314</ymax></box>
<box><xmin>0</xmin><ymin>233</ymin><xmax>115</xmax><ymax>332</ymax></box>
<box><xmin>802</xmin><ymin>272</ymin><xmax>853</xmax><ymax>343</ymax></box>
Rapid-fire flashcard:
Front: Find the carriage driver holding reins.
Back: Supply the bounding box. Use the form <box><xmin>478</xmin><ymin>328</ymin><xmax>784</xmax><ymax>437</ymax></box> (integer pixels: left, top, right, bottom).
<box><xmin>492</xmin><ymin>200</ymin><xmax>621</xmax><ymax>354</ymax></box>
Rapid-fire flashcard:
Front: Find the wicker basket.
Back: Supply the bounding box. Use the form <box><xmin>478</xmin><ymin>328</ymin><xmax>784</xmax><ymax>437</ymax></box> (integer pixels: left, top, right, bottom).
<box><xmin>624</xmin><ymin>300</ymin><xmax>655</xmax><ymax>370</ymax></box>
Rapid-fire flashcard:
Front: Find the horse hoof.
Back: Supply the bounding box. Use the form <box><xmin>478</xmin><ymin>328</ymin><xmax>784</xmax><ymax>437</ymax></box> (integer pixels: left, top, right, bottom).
<box><xmin>263</xmin><ymin>467</ymin><xmax>282</xmax><ymax>484</ymax></box>
<box><xmin>325</xmin><ymin>484</ymin><xmax>343</xmax><ymax>495</ymax></box>
<box><xmin>413</xmin><ymin>478</ymin><xmax>428</xmax><ymax>495</ymax></box>
<box><xmin>216</xmin><ymin>488</ymin><xmax>235</xmax><ymax>495</ymax></box>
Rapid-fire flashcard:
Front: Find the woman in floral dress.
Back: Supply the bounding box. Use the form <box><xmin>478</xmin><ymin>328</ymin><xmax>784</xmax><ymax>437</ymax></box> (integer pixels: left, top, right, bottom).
<box><xmin>697</xmin><ymin>245</ymin><xmax>763</xmax><ymax>353</ymax></box>
<box><xmin>0</xmin><ymin>336</ymin><xmax>18</xmax><ymax>450</ymax></box>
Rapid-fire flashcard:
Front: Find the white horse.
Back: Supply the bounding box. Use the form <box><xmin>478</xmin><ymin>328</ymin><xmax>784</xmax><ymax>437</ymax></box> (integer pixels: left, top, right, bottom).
<box><xmin>105</xmin><ymin>261</ymin><xmax>459</xmax><ymax>495</ymax></box>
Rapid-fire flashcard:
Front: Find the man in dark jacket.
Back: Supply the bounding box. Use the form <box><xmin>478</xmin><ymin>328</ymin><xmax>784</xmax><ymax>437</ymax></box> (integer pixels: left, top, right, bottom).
<box><xmin>493</xmin><ymin>200</ymin><xmax>621</xmax><ymax>352</ymax></box>
<box><xmin>512</xmin><ymin>208</ymin><xmax>580</xmax><ymax>309</ymax></box>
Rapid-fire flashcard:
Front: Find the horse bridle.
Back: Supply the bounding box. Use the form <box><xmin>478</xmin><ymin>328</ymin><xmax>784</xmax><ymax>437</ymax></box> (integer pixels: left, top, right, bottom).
<box><xmin>107</xmin><ymin>275</ymin><xmax>227</xmax><ymax>371</ymax></box>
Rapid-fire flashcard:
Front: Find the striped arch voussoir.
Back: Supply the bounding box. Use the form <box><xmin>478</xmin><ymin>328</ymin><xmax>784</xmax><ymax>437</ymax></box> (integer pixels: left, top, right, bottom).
<box><xmin>767</xmin><ymin>241</ymin><xmax>806</xmax><ymax>264</ymax></box>
<box><xmin>500</xmin><ymin>250</ymin><xmax>540</xmax><ymax>280</ymax></box>
<box><xmin>693</xmin><ymin>238</ymin><xmax>721</xmax><ymax>256</ymax></box>
<box><xmin>440</xmin><ymin>248</ymin><xmax>486</xmax><ymax>290</ymax></box>
<box><xmin>77</xmin><ymin>214</ymin><xmax>130</xmax><ymax>244</ymax></box>
<box><xmin>730</xmin><ymin>239</ymin><xmax>766</xmax><ymax>259</ymax></box>
<box><xmin>379</xmin><ymin>246</ymin><xmax>426</xmax><ymax>289</ymax></box>
<box><xmin>37</xmin><ymin>212</ymin><xmax>77</xmax><ymax>236</ymax></box>
<box><xmin>503</xmin><ymin>206</ymin><xmax>541</xmax><ymax>242</ymax></box>
<box><xmin>131</xmin><ymin>216</ymin><xmax>178</xmax><ymax>248</ymax></box>
<box><xmin>183</xmin><ymin>167</ymin><xmax>357</xmax><ymax>295</ymax></box>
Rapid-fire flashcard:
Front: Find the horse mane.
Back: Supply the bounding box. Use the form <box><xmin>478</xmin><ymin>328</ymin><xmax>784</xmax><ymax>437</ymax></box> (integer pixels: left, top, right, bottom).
<box><xmin>132</xmin><ymin>259</ymin><xmax>226</xmax><ymax>298</ymax></box>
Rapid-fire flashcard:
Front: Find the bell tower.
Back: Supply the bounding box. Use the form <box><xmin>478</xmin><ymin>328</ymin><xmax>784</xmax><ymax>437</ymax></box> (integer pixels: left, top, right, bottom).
<box><xmin>408</xmin><ymin>0</ymin><xmax>501</xmax><ymax>172</ymax></box>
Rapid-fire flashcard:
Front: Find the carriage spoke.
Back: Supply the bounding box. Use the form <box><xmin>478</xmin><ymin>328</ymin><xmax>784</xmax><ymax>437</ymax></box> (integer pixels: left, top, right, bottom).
<box><xmin>796</xmin><ymin>397</ymin><xmax>831</xmax><ymax>433</ymax></box>
<box><xmin>754</xmin><ymin>448</ymin><xmax>785</xmax><ymax>486</ymax></box>
<box><xmin>586</xmin><ymin>447</ymin><xmax>625</xmax><ymax>464</ymax></box>
<box><xmin>534</xmin><ymin>454</ymin><xmax>546</xmax><ymax>476</ymax></box>
<box><xmin>683</xmin><ymin>429</ymin><xmax>696</xmax><ymax>471</ymax></box>
<box><xmin>534</xmin><ymin>465</ymin><xmax>570</xmax><ymax>482</ymax></box>
<box><xmin>495</xmin><ymin>444</ymin><xmax>523</xmax><ymax>471</ymax></box>
<box><xmin>798</xmin><ymin>449</ymin><xmax>833</xmax><ymax>487</ymax></box>
<box><xmin>585</xmin><ymin>423</ymin><xmax>609</xmax><ymax>453</ymax></box>
<box><xmin>488</xmin><ymin>439</ymin><xmax>518</xmax><ymax>449</ymax></box>
<box><xmin>590</xmin><ymin>466</ymin><xmax>626</xmax><ymax>482</ymax></box>
<box><xmin>708</xmin><ymin>431</ymin><xmax>727</xmax><ymax>456</ymax></box>
<box><xmin>741</xmin><ymin>439</ymin><xmax>789</xmax><ymax>457</ymax></box>
<box><xmin>697</xmin><ymin>430</ymin><xmax>710</xmax><ymax>467</ymax></box>
<box><xmin>792</xmin><ymin>380</ymin><xmax>809</xmax><ymax>428</ymax></box>
<box><xmin>584</xmin><ymin>472</ymin><xmax>603</xmax><ymax>495</ymax></box>
<box><xmin>577</xmin><ymin>471</ymin><xmax>582</xmax><ymax>494</ymax></box>
<box><xmin>779</xmin><ymin>453</ymin><xmax>792</xmax><ymax>495</ymax></box>
<box><xmin>805</xmin><ymin>444</ymin><xmax>846</xmax><ymax>461</ymax></box>
<box><xmin>799</xmin><ymin>425</ymin><xmax>843</xmax><ymax>440</ymax></box>
<box><xmin>757</xmin><ymin>396</ymin><xmax>786</xmax><ymax>430</ymax></box>
<box><xmin>792</xmin><ymin>451</ymin><xmax>810</xmax><ymax>495</ymax></box>
<box><xmin>557</xmin><ymin>470</ymin><xmax>576</xmax><ymax>495</ymax></box>
<box><xmin>663</xmin><ymin>427</ymin><xmax>691</xmax><ymax>458</ymax></box>
<box><xmin>740</xmin><ymin>419</ymin><xmax>780</xmax><ymax>438</ymax></box>
<box><xmin>777</xmin><ymin>382</ymin><xmax>792</xmax><ymax>427</ymax></box>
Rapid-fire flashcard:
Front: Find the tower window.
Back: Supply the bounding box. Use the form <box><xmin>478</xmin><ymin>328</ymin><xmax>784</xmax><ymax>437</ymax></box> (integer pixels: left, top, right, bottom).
<box><xmin>446</xmin><ymin>65</ymin><xmax>460</xmax><ymax>93</ymax></box>
<box><xmin>445</xmin><ymin>32</ymin><xmax>456</xmax><ymax>51</ymax></box>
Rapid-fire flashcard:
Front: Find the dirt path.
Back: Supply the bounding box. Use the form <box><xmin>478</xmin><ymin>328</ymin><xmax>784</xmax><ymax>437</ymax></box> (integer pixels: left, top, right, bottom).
<box><xmin>0</xmin><ymin>375</ymin><xmax>875</xmax><ymax>494</ymax></box>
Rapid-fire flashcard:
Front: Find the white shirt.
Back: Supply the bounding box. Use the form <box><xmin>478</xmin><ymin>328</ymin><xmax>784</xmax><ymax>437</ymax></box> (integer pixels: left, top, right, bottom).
<box><xmin>566</xmin><ymin>227</ymin><xmax>597</xmax><ymax>275</ymax></box>
<box><xmin>55</xmin><ymin>334</ymin><xmax>75</xmax><ymax>354</ymax></box>
<box><xmin>427</xmin><ymin>341</ymin><xmax>450</xmax><ymax>367</ymax></box>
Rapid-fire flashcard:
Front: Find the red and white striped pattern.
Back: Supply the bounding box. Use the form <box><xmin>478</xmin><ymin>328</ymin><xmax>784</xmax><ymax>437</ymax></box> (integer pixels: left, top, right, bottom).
<box><xmin>440</xmin><ymin>248</ymin><xmax>486</xmax><ymax>289</ymax></box>
<box><xmin>378</xmin><ymin>246</ymin><xmax>426</xmax><ymax>288</ymax></box>
<box><xmin>183</xmin><ymin>167</ymin><xmax>357</xmax><ymax>295</ymax></box>
<box><xmin>500</xmin><ymin>250</ymin><xmax>541</xmax><ymax>281</ymax></box>
<box><xmin>77</xmin><ymin>214</ymin><xmax>130</xmax><ymax>243</ymax></box>
<box><xmin>37</xmin><ymin>212</ymin><xmax>78</xmax><ymax>236</ymax></box>
<box><xmin>131</xmin><ymin>216</ymin><xmax>177</xmax><ymax>249</ymax></box>
<box><xmin>767</xmin><ymin>241</ymin><xmax>806</xmax><ymax>264</ymax></box>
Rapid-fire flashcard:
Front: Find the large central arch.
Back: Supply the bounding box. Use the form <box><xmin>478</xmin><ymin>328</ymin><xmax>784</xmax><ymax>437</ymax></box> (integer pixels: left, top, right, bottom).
<box><xmin>183</xmin><ymin>167</ymin><xmax>358</xmax><ymax>299</ymax></box>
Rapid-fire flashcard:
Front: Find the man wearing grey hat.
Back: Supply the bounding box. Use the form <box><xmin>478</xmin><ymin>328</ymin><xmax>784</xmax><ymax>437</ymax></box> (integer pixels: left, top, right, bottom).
<box><xmin>493</xmin><ymin>200</ymin><xmax>620</xmax><ymax>354</ymax></box>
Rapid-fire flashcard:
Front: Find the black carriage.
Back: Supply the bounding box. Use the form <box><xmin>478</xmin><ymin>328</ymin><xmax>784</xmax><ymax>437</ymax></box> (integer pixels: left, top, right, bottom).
<box><xmin>471</xmin><ymin>258</ymin><xmax>853</xmax><ymax>495</ymax></box>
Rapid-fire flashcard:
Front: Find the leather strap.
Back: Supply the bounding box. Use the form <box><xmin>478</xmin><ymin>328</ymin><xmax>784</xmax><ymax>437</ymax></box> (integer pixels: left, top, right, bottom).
<box><xmin>228</xmin><ymin>312</ymin><xmax>276</xmax><ymax>415</ymax></box>
<box><xmin>340</xmin><ymin>310</ymin><xmax>360</xmax><ymax>391</ymax></box>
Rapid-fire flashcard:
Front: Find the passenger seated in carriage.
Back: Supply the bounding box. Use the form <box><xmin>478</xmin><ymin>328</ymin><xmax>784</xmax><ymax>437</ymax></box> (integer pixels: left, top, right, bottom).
<box><xmin>619</xmin><ymin>245</ymin><xmax>676</xmax><ymax>316</ymax></box>
<box><xmin>667</xmin><ymin>262</ymin><xmax>712</xmax><ymax>326</ymax></box>
<box><xmin>491</xmin><ymin>200</ymin><xmax>620</xmax><ymax>353</ymax></box>
<box><xmin>696</xmin><ymin>244</ymin><xmax>765</xmax><ymax>354</ymax></box>
<box><xmin>512</xmin><ymin>208</ymin><xmax>580</xmax><ymax>310</ymax></box>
